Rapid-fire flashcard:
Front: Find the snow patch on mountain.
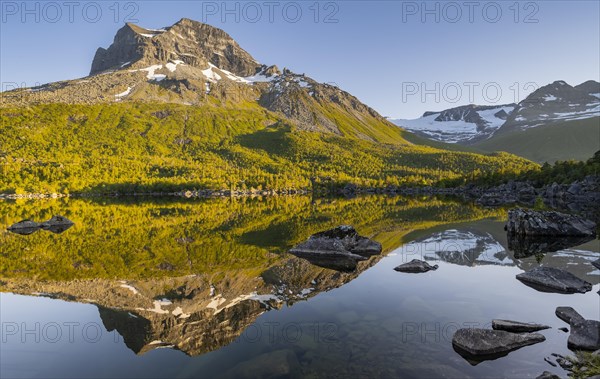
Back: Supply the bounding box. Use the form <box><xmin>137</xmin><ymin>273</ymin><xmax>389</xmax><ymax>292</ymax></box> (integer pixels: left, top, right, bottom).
<box><xmin>392</xmin><ymin>105</ymin><xmax>515</xmax><ymax>144</ymax></box>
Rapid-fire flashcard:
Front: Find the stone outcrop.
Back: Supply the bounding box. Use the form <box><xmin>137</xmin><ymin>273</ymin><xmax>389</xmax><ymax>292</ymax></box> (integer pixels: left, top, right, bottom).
<box><xmin>90</xmin><ymin>19</ymin><xmax>260</xmax><ymax>76</ymax></box>
<box><xmin>505</xmin><ymin>208</ymin><xmax>597</xmax><ymax>237</ymax></box>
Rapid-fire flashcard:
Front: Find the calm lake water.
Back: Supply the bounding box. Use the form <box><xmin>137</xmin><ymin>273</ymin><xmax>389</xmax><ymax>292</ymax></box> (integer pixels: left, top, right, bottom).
<box><xmin>1</xmin><ymin>196</ymin><xmax>598</xmax><ymax>378</ymax></box>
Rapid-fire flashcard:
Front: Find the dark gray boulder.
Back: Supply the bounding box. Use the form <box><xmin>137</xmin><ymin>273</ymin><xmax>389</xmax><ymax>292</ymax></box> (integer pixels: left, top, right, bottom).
<box><xmin>592</xmin><ymin>258</ymin><xmax>600</xmax><ymax>270</ymax></box>
<box><xmin>288</xmin><ymin>226</ymin><xmax>382</xmax><ymax>272</ymax></box>
<box><xmin>7</xmin><ymin>220</ymin><xmax>41</xmax><ymax>235</ymax></box>
<box><xmin>394</xmin><ymin>259</ymin><xmax>439</xmax><ymax>273</ymax></box>
<box><xmin>492</xmin><ymin>319</ymin><xmax>550</xmax><ymax>333</ymax></box>
<box><xmin>452</xmin><ymin>328</ymin><xmax>545</xmax><ymax>358</ymax></box>
<box><xmin>568</xmin><ymin>319</ymin><xmax>600</xmax><ymax>351</ymax></box>
<box><xmin>516</xmin><ymin>267</ymin><xmax>593</xmax><ymax>294</ymax></box>
<box><xmin>556</xmin><ymin>307</ymin><xmax>585</xmax><ymax>324</ymax></box>
<box><xmin>506</xmin><ymin>208</ymin><xmax>596</xmax><ymax>237</ymax></box>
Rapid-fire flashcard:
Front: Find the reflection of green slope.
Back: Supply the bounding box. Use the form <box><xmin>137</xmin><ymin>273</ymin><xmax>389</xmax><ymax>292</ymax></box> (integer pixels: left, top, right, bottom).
<box><xmin>0</xmin><ymin>196</ymin><xmax>505</xmax><ymax>281</ymax></box>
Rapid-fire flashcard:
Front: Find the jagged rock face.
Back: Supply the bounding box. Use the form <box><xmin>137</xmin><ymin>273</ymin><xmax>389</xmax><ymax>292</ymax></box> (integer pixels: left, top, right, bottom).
<box><xmin>90</xmin><ymin>18</ymin><xmax>261</xmax><ymax>76</ymax></box>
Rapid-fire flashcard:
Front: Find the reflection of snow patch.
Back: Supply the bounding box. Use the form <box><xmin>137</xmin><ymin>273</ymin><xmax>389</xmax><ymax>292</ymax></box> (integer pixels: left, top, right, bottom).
<box><xmin>395</xmin><ymin>229</ymin><xmax>511</xmax><ymax>266</ymax></box>
<box><xmin>206</xmin><ymin>295</ymin><xmax>226</xmax><ymax>310</ymax></box>
<box><xmin>172</xmin><ymin>307</ymin><xmax>191</xmax><ymax>318</ymax></box>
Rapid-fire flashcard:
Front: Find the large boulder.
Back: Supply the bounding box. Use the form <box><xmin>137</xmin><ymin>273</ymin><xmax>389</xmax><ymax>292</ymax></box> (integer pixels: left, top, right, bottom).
<box><xmin>7</xmin><ymin>220</ymin><xmax>41</xmax><ymax>235</ymax></box>
<box><xmin>569</xmin><ymin>319</ymin><xmax>600</xmax><ymax>351</ymax></box>
<box><xmin>505</xmin><ymin>208</ymin><xmax>596</xmax><ymax>237</ymax></box>
<box><xmin>452</xmin><ymin>328</ymin><xmax>545</xmax><ymax>358</ymax></box>
<box><xmin>394</xmin><ymin>259</ymin><xmax>439</xmax><ymax>273</ymax></box>
<box><xmin>288</xmin><ymin>226</ymin><xmax>382</xmax><ymax>272</ymax></box>
<box><xmin>492</xmin><ymin>319</ymin><xmax>550</xmax><ymax>333</ymax></box>
<box><xmin>516</xmin><ymin>267</ymin><xmax>592</xmax><ymax>294</ymax></box>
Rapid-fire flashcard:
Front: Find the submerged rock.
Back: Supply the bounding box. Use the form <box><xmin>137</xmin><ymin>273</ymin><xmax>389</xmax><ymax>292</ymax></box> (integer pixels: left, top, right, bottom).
<box><xmin>288</xmin><ymin>225</ymin><xmax>382</xmax><ymax>272</ymax></box>
<box><xmin>7</xmin><ymin>220</ymin><xmax>41</xmax><ymax>235</ymax></box>
<box><xmin>569</xmin><ymin>319</ymin><xmax>600</xmax><ymax>351</ymax></box>
<box><xmin>516</xmin><ymin>267</ymin><xmax>592</xmax><ymax>294</ymax></box>
<box><xmin>452</xmin><ymin>328</ymin><xmax>545</xmax><ymax>359</ymax></box>
<box><xmin>505</xmin><ymin>208</ymin><xmax>596</xmax><ymax>237</ymax></box>
<box><xmin>492</xmin><ymin>319</ymin><xmax>550</xmax><ymax>333</ymax></box>
<box><xmin>394</xmin><ymin>259</ymin><xmax>439</xmax><ymax>273</ymax></box>
<box><xmin>556</xmin><ymin>306</ymin><xmax>585</xmax><ymax>324</ymax></box>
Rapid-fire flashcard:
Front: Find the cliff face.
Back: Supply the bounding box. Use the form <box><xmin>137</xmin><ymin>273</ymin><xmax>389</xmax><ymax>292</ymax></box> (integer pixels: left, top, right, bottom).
<box><xmin>90</xmin><ymin>18</ymin><xmax>261</xmax><ymax>77</ymax></box>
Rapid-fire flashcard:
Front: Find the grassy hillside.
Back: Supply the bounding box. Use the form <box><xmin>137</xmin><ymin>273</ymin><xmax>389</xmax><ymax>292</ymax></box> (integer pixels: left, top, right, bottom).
<box><xmin>0</xmin><ymin>103</ymin><xmax>536</xmax><ymax>194</ymax></box>
<box><xmin>474</xmin><ymin>117</ymin><xmax>600</xmax><ymax>163</ymax></box>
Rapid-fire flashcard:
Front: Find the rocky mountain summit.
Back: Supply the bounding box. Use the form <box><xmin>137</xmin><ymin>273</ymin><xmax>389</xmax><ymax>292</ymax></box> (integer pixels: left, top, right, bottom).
<box><xmin>1</xmin><ymin>18</ymin><xmax>391</xmax><ymax>138</ymax></box>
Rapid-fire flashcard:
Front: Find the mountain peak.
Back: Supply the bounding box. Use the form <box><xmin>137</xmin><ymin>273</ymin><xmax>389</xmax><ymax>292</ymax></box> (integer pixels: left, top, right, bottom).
<box><xmin>90</xmin><ymin>19</ymin><xmax>260</xmax><ymax>76</ymax></box>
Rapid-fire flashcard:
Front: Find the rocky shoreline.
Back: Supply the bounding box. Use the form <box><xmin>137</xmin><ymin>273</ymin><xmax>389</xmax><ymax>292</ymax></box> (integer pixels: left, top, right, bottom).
<box><xmin>2</xmin><ymin>175</ymin><xmax>598</xmax><ymax>206</ymax></box>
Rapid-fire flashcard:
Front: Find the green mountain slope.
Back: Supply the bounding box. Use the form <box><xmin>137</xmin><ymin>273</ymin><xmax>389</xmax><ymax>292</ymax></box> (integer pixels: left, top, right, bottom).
<box><xmin>0</xmin><ymin>103</ymin><xmax>535</xmax><ymax>194</ymax></box>
<box><xmin>473</xmin><ymin>117</ymin><xmax>600</xmax><ymax>163</ymax></box>
<box><xmin>0</xmin><ymin>19</ymin><xmax>538</xmax><ymax>194</ymax></box>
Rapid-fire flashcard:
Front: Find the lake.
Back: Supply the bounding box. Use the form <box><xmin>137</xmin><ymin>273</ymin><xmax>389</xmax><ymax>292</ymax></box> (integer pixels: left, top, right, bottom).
<box><xmin>1</xmin><ymin>195</ymin><xmax>598</xmax><ymax>378</ymax></box>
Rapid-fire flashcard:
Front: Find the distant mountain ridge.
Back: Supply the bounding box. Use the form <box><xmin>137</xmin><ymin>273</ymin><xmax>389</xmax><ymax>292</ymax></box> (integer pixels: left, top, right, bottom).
<box><xmin>392</xmin><ymin>80</ymin><xmax>599</xmax><ymax>145</ymax></box>
<box><xmin>391</xmin><ymin>80</ymin><xmax>600</xmax><ymax>163</ymax></box>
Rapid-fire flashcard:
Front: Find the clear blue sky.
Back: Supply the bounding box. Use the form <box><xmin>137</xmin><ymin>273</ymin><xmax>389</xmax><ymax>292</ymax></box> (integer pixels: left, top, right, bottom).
<box><xmin>1</xmin><ymin>0</ymin><xmax>599</xmax><ymax>118</ymax></box>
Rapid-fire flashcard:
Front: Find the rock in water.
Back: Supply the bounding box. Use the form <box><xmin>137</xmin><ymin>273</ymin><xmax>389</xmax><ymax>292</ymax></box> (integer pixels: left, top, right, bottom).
<box><xmin>505</xmin><ymin>208</ymin><xmax>596</xmax><ymax>237</ymax></box>
<box><xmin>492</xmin><ymin>319</ymin><xmax>550</xmax><ymax>333</ymax></box>
<box><xmin>7</xmin><ymin>220</ymin><xmax>41</xmax><ymax>235</ymax></box>
<box><xmin>288</xmin><ymin>225</ymin><xmax>382</xmax><ymax>272</ymax></box>
<box><xmin>394</xmin><ymin>259</ymin><xmax>439</xmax><ymax>273</ymax></box>
<box><xmin>592</xmin><ymin>258</ymin><xmax>600</xmax><ymax>270</ymax></box>
<box><xmin>555</xmin><ymin>306</ymin><xmax>585</xmax><ymax>324</ymax></box>
<box><xmin>452</xmin><ymin>328</ymin><xmax>545</xmax><ymax>358</ymax></box>
<box><xmin>535</xmin><ymin>371</ymin><xmax>561</xmax><ymax>379</ymax></box>
<box><xmin>516</xmin><ymin>267</ymin><xmax>592</xmax><ymax>294</ymax></box>
<box><xmin>569</xmin><ymin>319</ymin><xmax>600</xmax><ymax>351</ymax></box>
<box><xmin>40</xmin><ymin>215</ymin><xmax>74</xmax><ymax>234</ymax></box>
